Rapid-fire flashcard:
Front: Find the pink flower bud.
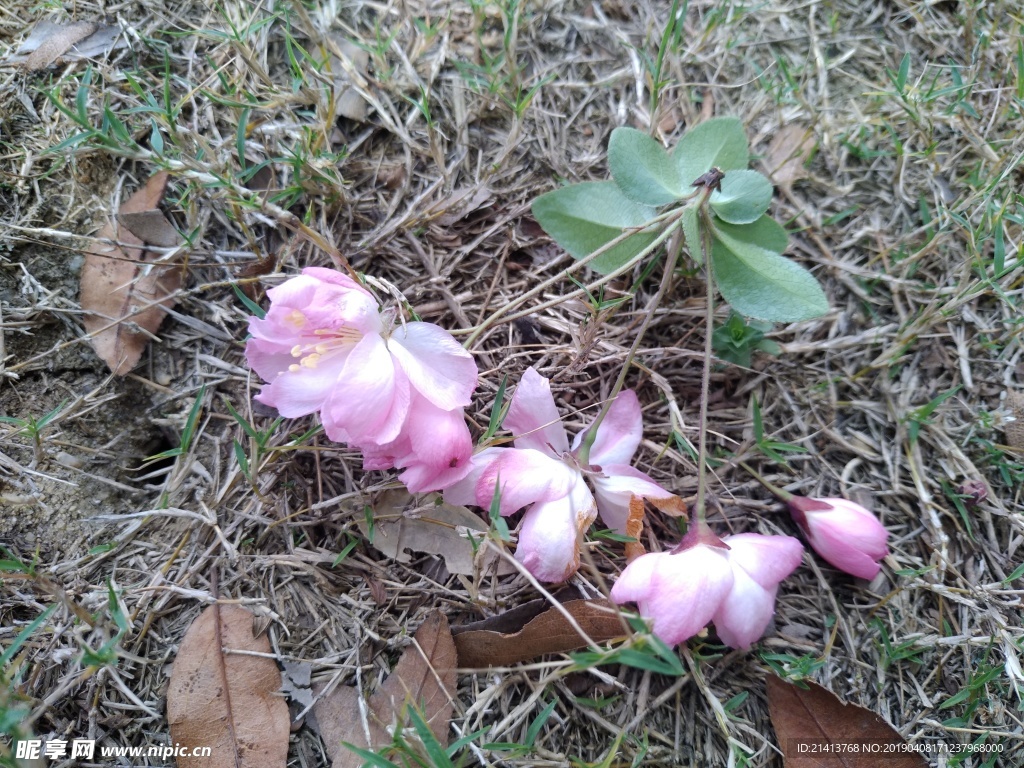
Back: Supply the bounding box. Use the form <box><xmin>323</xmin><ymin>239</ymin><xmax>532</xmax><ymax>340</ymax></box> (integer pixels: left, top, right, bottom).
<box><xmin>787</xmin><ymin>497</ymin><xmax>889</xmax><ymax>580</ymax></box>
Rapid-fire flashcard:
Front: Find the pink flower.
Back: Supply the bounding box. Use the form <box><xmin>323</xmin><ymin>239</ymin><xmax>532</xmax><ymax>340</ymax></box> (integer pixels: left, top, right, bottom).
<box><xmin>610</xmin><ymin>528</ymin><xmax>804</xmax><ymax>649</ymax></box>
<box><xmin>444</xmin><ymin>368</ymin><xmax>682</xmax><ymax>582</ymax></box>
<box><xmin>787</xmin><ymin>497</ymin><xmax>889</xmax><ymax>580</ymax></box>
<box><xmin>245</xmin><ymin>267</ymin><xmax>478</xmax><ymax>491</ymax></box>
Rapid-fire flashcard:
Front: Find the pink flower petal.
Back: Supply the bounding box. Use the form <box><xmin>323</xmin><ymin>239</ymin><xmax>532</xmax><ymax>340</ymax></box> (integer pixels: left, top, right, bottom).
<box><xmin>245</xmin><ymin>340</ymin><xmax>298</xmax><ymax>383</ymax></box>
<box><xmin>712</xmin><ymin>569</ymin><xmax>777</xmax><ymax>649</ymax></box>
<box><xmin>254</xmin><ymin>353</ymin><xmax>348</xmax><ymax>418</ymax></box>
<box><xmin>515</xmin><ymin>478</ymin><xmax>597</xmax><ymax>582</ymax></box>
<box><xmin>503</xmin><ymin>368</ymin><xmax>569</xmax><ymax>455</ymax></box>
<box><xmin>722</xmin><ymin>533</ymin><xmax>804</xmax><ymax>589</ymax></box>
<box><xmin>300</xmin><ymin>266</ymin><xmax>373</xmax><ymax>294</ymax></box>
<box><xmin>443</xmin><ymin>448</ymin><xmax>505</xmax><ymax>507</ymax></box>
<box><xmin>394</xmin><ymin>399</ymin><xmax>474</xmax><ymax>492</ymax></box>
<box><xmin>322</xmin><ymin>334</ymin><xmax>409</xmax><ymax>444</ymax></box>
<box><xmin>387</xmin><ymin>322</ymin><xmax>478</xmax><ymax>410</ymax></box>
<box><xmin>640</xmin><ymin>546</ymin><xmax>733</xmax><ymax>647</ymax></box>
<box><xmin>476</xmin><ymin>448</ymin><xmax>576</xmax><ymax>516</ymax></box>
<box><xmin>591</xmin><ymin>464</ymin><xmax>677</xmax><ymax>533</ymax></box>
<box><xmin>609</xmin><ymin>552</ymin><xmax>662</xmax><ymax>604</ymax></box>
<box><xmin>263</xmin><ymin>272</ymin><xmax>324</xmax><ymax>308</ymax></box>
<box><xmin>572</xmin><ymin>389</ymin><xmax>642</xmax><ymax>466</ymax></box>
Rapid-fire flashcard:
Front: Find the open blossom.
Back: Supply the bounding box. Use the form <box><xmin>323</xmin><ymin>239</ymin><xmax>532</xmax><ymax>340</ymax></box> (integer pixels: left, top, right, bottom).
<box><xmin>245</xmin><ymin>267</ymin><xmax>477</xmax><ymax>491</ymax></box>
<box><xmin>787</xmin><ymin>497</ymin><xmax>889</xmax><ymax>580</ymax></box>
<box><xmin>445</xmin><ymin>368</ymin><xmax>683</xmax><ymax>582</ymax></box>
<box><xmin>611</xmin><ymin>528</ymin><xmax>804</xmax><ymax>649</ymax></box>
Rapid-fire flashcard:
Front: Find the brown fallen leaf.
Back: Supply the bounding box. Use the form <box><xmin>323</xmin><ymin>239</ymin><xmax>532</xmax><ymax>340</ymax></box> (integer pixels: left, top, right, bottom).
<box><xmin>167</xmin><ymin>604</ymin><xmax>290</xmax><ymax>768</ymax></box>
<box><xmin>21</xmin><ymin>21</ymin><xmax>96</xmax><ymax>70</ymax></box>
<box><xmin>312</xmin><ymin>611</ymin><xmax>457</xmax><ymax>768</ymax></box>
<box><xmin>763</xmin><ymin>125</ymin><xmax>815</xmax><ymax>189</ymax></box>
<box><xmin>452</xmin><ymin>597</ymin><xmax>625</xmax><ymax>668</ymax></box>
<box><xmin>765</xmin><ymin>675</ymin><xmax>927</xmax><ymax>767</ymax></box>
<box><xmin>6</xmin><ymin>21</ymin><xmax>125</xmax><ymax>70</ymax></box>
<box><xmin>359</xmin><ymin>490</ymin><xmax>515</xmax><ymax>576</ymax></box>
<box><xmin>80</xmin><ymin>172</ymin><xmax>183</xmax><ymax>375</ymax></box>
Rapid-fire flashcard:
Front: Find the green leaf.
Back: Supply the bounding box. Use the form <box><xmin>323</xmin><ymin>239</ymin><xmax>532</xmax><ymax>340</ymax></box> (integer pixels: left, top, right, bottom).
<box><xmin>532</xmin><ymin>182</ymin><xmax>659</xmax><ymax>274</ymax></box>
<box><xmin>608</xmin><ymin>127</ymin><xmax>684</xmax><ymax>206</ymax></box>
<box><xmin>674</xmin><ymin>117</ymin><xmax>749</xmax><ymax>188</ymax></box>
<box><xmin>711</xmin><ymin>227</ymin><xmax>828</xmax><ymax>322</ymax></box>
<box><xmin>718</xmin><ymin>214</ymin><xmax>789</xmax><ymax>253</ymax></box>
<box><xmin>681</xmin><ymin>205</ymin><xmax>703</xmax><ymax>264</ymax></box>
<box><xmin>710</xmin><ymin>170</ymin><xmax>774</xmax><ymax>225</ymax></box>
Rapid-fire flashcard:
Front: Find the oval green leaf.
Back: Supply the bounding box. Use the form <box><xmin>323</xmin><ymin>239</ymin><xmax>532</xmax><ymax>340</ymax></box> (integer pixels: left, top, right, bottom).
<box><xmin>710</xmin><ymin>170</ymin><xmax>774</xmax><ymax>225</ymax></box>
<box><xmin>608</xmin><ymin>127</ymin><xmax>685</xmax><ymax>206</ymax></box>
<box><xmin>532</xmin><ymin>181</ymin><xmax>659</xmax><ymax>274</ymax></box>
<box><xmin>674</xmin><ymin>117</ymin><xmax>750</xmax><ymax>189</ymax></box>
<box><xmin>711</xmin><ymin>231</ymin><xmax>828</xmax><ymax>322</ymax></box>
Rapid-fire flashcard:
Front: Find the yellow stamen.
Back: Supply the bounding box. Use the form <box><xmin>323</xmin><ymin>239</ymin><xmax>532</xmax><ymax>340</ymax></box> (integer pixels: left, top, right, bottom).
<box><xmin>291</xmin><ymin>345</ymin><xmax>303</xmax><ymax>357</ymax></box>
<box><xmin>301</xmin><ymin>353</ymin><xmax>321</xmax><ymax>368</ymax></box>
<box><xmin>288</xmin><ymin>364</ymin><xmax>300</xmax><ymax>372</ymax></box>
<box><xmin>285</xmin><ymin>309</ymin><xmax>307</xmax><ymax>328</ymax></box>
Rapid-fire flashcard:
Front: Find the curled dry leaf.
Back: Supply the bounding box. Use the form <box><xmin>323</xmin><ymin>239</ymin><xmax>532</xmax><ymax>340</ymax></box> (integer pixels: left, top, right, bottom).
<box><xmin>623</xmin><ymin>495</ymin><xmax>646</xmax><ymax>562</ymax></box>
<box><xmin>80</xmin><ymin>172</ymin><xmax>184</xmax><ymax>375</ymax></box>
<box><xmin>167</xmin><ymin>604</ymin><xmax>290</xmax><ymax>768</ymax></box>
<box><xmin>452</xmin><ymin>597</ymin><xmax>625</xmax><ymax>668</ymax></box>
<box><xmin>312</xmin><ymin>611</ymin><xmax>457</xmax><ymax>768</ymax></box>
<box><xmin>7</xmin><ymin>21</ymin><xmax>125</xmax><ymax>70</ymax></box>
<box><xmin>21</xmin><ymin>21</ymin><xmax>96</xmax><ymax>70</ymax></box>
<box><xmin>359</xmin><ymin>489</ymin><xmax>515</xmax><ymax>576</ymax></box>
<box><xmin>765</xmin><ymin>675</ymin><xmax>927</xmax><ymax>768</ymax></box>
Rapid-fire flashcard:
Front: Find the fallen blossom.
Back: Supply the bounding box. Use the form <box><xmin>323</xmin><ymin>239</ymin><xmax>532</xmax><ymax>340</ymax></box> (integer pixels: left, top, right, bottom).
<box><xmin>445</xmin><ymin>368</ymin><xmax>683</xmax><ymax>582</ymax></box>
<box><xmin>611</xmin><ymin>525</ymin><xmax>804</xmax><ymax>649</ymax></box>
<box><xmin>246</xmin><ymin>267</ymin><xmax>477</xmax><ymax>490</ymax></box>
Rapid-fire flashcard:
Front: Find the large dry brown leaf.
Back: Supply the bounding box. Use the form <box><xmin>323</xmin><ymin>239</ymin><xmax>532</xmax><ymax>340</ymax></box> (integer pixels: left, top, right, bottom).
<box><xmin>80</xmin><ymin>172</ymin><xmax>183</xmax><ymax>375</ymax></box>
<box><xmin>167</xmin><ymin>604</ymin><xmax>290</xmax><ymax>768</ymax></box>
<box><xmin>765</xmin><ymin>676</ymin><xmax>927</xmax><ymax>767</ymax></box>
<box><xmin>313</xmin><ymin>612</ymin><xmax>457</xmax><ymax>768</ymax></box>
<box><xmin>7</xmin><ymin>21</ymin><xmax>125</xmax><ymax>69</ymax></box>
<box><xmin>359</xmin><ymin>490</ymin><xmax>514</xmax><ymax>576</ymax></box>
<box><xmin>452</xmin><ymin>598</ymin><xmax>625</xmax><ymax>668</ymax></box>
<box><xmin>763</xmin><ymin>125</ymin><xmax>815</xmax><ymax>189</ymax></box>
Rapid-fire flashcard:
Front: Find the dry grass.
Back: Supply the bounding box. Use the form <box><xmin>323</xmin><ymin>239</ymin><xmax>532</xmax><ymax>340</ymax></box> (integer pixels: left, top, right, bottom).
<box><xmin>1</xmin><ymin>0</ymin><xmax>1023</xmax><ymax>766</ymax></box>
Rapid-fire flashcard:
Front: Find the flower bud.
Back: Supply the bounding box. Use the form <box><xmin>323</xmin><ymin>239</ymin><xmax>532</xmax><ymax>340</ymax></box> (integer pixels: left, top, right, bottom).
<box><xmin>787</xmin><ymin>497</ymin><xmax>888</xmax><ymax>580</ymax></box>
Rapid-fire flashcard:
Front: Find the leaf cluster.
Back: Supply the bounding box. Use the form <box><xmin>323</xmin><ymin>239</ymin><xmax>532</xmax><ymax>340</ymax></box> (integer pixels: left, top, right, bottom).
<box><xmin>531</xmin><ymin>118</ymin><xmax>829</xmax><ymax>322</ymax></box>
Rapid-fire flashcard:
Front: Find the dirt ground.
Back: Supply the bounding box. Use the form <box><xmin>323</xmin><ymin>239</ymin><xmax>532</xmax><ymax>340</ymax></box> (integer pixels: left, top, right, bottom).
<box><xmin>2</xmin><ymin>0</ymin><xmax>1023</xmax><ymax>766</ymax></box>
